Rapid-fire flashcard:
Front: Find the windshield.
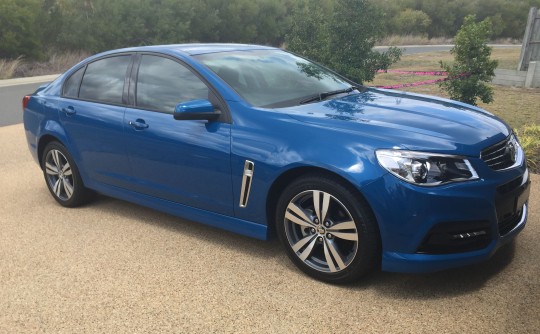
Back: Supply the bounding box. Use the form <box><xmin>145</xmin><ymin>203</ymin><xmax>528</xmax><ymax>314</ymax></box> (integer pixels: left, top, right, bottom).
<box><xmin>195</xmin><ymin>49</ymin><xmax>355</xmax><ymax>108</ymax></box>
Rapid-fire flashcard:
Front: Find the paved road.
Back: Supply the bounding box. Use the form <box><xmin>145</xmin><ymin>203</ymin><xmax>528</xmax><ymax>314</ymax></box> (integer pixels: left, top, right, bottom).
<box><xmin>374</xmin><ymin>44</ymin><xmax>521</xmax><ymax>55</ymax></box>
<box><xmin>0</xmin><ymin>75</ymin><xmax>58</xmax><ymax>127</ymax></box>
<box><xmin>1</xmin><ymin>83</ymin><xmax>43</xmax><ymax>126</ymax></box>
<box><xmin>1</xmin><ymin>123</ymin><xmax>539</xmax><ymax>333</ymax></box>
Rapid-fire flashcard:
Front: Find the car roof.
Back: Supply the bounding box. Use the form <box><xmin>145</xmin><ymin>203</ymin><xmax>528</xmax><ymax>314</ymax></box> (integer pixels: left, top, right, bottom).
<box><xmin>109</xmin><ymin>43</ymin><xmax>278</xmax><ymax>56</ymax></box>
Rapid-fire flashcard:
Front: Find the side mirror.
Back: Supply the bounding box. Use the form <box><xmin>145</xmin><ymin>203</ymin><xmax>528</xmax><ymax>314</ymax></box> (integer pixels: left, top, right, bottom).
<box><xmin>173</xmin><ymin>99</ymin><xmax>221</xmax><ymax>121</ymax></box>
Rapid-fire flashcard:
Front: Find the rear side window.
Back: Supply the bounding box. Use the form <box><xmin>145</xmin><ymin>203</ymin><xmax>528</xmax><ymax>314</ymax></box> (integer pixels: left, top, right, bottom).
<box><xmin>136</xmin><ymin>55</ymin><xmax>209</xmax><ymax>113</ymax></box>
<box><xmin>79</xmin><ymin>56</ymin><xmax>131</xmax><ymax>104</ymax></box>
<box><xmin>63</xmin><ymin>67</ymin><xmax>85</xmax><ymax>98</ymax></box>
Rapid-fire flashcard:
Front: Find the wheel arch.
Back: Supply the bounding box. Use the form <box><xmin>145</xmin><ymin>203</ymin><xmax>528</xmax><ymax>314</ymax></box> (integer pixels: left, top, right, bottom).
<box><xmin>38</xmin><ymin>134</ymin><xmax>63</xmax><ymax>169</ymax></box>
<box><xmin>265</xmin><ymin>165</ymin><xmax>380</xmax><ymax>238</ymax></box>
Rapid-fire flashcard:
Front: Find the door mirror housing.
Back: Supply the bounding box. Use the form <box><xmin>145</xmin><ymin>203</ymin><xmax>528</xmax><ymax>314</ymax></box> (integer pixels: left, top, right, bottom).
<box><xmin>173</xmin><ymin>99</ymin><xmax>221</xmax><ymax>121</ymax></box>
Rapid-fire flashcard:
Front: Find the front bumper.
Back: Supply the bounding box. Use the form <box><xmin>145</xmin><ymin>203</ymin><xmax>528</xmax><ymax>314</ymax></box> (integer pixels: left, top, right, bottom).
<box><xmin>361</xmin><ymin>160</ymin><xmax>530</xmax><ymax>273</ymax></box>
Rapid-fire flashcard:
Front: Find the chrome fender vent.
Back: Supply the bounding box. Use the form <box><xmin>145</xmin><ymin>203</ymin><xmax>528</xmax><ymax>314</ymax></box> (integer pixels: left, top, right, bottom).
<box><xmin>239</xmin><ymin>160</ymin><xmax>254</xmax><ymax>207</ymax></box>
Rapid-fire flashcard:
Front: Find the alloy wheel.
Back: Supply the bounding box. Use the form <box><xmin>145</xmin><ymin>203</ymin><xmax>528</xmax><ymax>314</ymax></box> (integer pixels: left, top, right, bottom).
<box><xmin>284</xmin><ymin>190</ymin><xmax>359</xmax><ymax>273</ymax></box>
<box><xmin>45</xmin><ymin>149</ymin><xmax>75</xmax><ymax>201</ymax></box>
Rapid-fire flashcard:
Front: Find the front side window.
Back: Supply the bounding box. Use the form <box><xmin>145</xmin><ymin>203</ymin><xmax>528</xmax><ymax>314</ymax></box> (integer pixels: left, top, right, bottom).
<box><xmin>136</xmin><ymin>55</ymin><xmax>209</xmax><ymax>113</ymax></box>
<box><xmin>79</xmin><ymin>56</ymin><xmax>131</xmax><ymax>104</ymax></box>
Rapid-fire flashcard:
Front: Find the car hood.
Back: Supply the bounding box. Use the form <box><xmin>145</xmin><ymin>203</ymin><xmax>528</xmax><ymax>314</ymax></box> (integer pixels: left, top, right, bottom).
<box><xmin>280</xmin><ymin>88</ymin><xmax>510</xmax><ymax>156</ymax></box>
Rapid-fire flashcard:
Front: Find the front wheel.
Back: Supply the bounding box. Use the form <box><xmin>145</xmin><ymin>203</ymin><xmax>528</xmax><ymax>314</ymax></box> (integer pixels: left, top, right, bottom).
<box><xmin>42</xmin><ymin>142</ymin><xmax>93</xmax><ymax>207</ymax></box>
<box><xmin>276</xmin><ymin>174</ymin><xmax>380</xmax><ymax>283</ymax></box>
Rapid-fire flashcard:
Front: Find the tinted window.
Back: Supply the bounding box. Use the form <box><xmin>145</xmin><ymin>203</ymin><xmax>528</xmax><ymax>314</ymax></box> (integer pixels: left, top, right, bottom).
<box><xmin>195</xmin><ymin>50</ymin><xmax>352</xmax><ymax>108</ymax></box>
<box><xmin>79</xmin><ymin>56</ymin><xmax>131</xmax><ymax>104</ymax></box>
<box><xmin>136</xmin><ymin>55</ymin><xmax>209</xmax><ymax>113</ymax></box>
<box><xmin>63</xmin><ymin>67</ymin><xmax>85</xmax><ymax>98</ymax></box>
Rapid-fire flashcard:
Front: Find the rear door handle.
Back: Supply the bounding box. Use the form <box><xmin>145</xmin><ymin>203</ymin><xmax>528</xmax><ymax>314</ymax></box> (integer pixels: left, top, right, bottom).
<box><xmin>129</xmin><ymin>119</ymin><xmax>149</xmax><ymax>130</ymax></box>
<box><xmin>61</xmin><ymin>106</ymin><xmax>76</xmax><ymax>115</ymax></box>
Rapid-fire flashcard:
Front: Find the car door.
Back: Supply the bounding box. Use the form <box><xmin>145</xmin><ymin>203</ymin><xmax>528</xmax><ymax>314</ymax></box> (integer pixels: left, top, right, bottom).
<box><xmin>123</xmin><ymin>54</ymin><xmax>233</xmax><ymax>216</ymax></box>
<box><xmin>58</xmin><ymin>54</ymin><xmax>133</xmax><ymax>189</ymax></box>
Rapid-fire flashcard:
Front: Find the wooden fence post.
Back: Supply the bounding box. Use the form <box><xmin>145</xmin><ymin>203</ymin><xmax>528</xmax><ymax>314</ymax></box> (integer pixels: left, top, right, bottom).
<box><xmin>518</xmin><ymin>7</ymin><xmax>540</xmax><ymax>71</ymax></box>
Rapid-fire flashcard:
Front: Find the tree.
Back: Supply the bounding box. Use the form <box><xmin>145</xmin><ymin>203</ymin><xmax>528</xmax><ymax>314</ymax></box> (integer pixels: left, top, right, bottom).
<box><xmin>0</xmin><ymin>0</ymin><xmax>43</xmax><ymax>59</ymax></box>
<box><xmin>439</xmin><ymin>15</ymin><xmax>498</xmax><ymax>105</ymax></box>
<box><xmin>286</xmin><ymin>0</ymin><xmax>401</xmax><ymax>84</ymax></box>
<box><xmin>49</xmin><ymin>0</ymin><xmax>101</xmax><ymax>52</ymax></box>
<box><xmin>190</xmin><ymin>0</ymin><xmax>222</xmax><ymax>42</ymax></box>
<box><xmin>392</xmin><ymin>9</ymin><xmax>432</xmax><ymax>35</ymax></box>
<box><xmin>218</xmin><ymin>0</ymin><xmax>260</xmax><ymax>43</ymax></box>
<box><xmin>253</xmin><ymin>0</ymin><xmax>296</xmax><ymax>46</ymax></box>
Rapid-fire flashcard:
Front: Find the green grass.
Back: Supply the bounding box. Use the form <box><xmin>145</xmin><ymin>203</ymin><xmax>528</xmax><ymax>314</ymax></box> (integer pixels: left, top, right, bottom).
<box><xmin>370</xmin><ymin>48</ymin><xmax>540</xmax><ymax>172</ymax></box>
<box><xmin>516</xmin><ymin>125</ymin><xmax>540</xmax><ymax>173</ymax></box>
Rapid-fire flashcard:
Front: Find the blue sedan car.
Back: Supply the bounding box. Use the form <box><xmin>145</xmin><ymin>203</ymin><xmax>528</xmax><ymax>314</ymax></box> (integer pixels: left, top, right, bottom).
<box><xmin>23</xmin><ymin>44</ymin><xmax>530</xmax><ymax>283</ymax></box>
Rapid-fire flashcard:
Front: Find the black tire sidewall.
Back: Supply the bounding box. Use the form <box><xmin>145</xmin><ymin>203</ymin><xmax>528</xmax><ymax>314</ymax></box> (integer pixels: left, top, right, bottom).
<box><xmin>276</xmin><ymin>174</ymin><xmax>381</xmax><ymax>283</ymax></box>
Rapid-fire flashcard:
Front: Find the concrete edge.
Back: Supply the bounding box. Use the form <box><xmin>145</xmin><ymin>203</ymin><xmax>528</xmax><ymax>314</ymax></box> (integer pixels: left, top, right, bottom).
<box><xmin>0</xmin><ymin>74</ymin><xmax>60</xmax><ymax>88</ymax></box>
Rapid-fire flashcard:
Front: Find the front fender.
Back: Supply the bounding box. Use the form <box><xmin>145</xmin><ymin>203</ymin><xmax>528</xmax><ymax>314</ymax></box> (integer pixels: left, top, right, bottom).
<box><xmin>230</xmin><ymin>101</ymin><xmax>387</xmax><ymax>226</ymax></box>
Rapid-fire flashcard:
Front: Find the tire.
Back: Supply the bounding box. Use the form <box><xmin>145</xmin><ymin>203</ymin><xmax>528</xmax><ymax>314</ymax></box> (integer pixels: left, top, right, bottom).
<box><xmin>42</xmin><ymin>141</ymin><xmax>93</xmax><ymax>207</ymax></box>
<box><xmin>276</xmin><ymin>174</ymin><xmax>381</xmax><ymax>283</ymax></box>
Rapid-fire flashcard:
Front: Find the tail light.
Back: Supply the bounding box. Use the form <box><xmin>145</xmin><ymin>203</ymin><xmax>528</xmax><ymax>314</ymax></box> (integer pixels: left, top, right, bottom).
<box><xmin>22</xmin><ymin>95</ymin><xmax>31</xmax><ymax>109</ymax></box>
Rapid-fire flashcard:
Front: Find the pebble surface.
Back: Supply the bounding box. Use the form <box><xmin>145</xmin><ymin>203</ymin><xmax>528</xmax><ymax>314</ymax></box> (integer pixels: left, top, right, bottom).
<box><xmin>1</xmin><ymin>124</ymin><xmax>539</xmax><ymax>333</ymax></box>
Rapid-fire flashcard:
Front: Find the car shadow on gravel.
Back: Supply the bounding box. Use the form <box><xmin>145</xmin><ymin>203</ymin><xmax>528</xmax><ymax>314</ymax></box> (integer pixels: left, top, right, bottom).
<box><xmin>352</xmin><ymin>241</ymin><xmax>517</xmax><ymax>299</ymax></box>
<box><xmin>90</xmin><ymin>194</ymin><xmax>284</xmax><ymax>260</ymax></box>
<box><xmin>89</xmin><ymin>194</ymin><xmax>517</xmax><ymax>297</ymax></box>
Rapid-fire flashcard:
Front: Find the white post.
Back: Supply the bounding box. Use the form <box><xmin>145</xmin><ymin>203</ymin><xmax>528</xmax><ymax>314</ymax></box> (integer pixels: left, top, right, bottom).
<box><xmin>525</xmin><ymin>61</ymin><xmax>537</xmax><ymax>88</ymax></box>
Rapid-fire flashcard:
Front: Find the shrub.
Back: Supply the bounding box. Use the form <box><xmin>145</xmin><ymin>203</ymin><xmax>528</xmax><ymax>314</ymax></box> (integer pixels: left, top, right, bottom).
<box><xmin>286</xmin><ymin>0</ymin><xmax>401</xmax><ymax>84</ymax></box>
<box><xmin>12</xmin><ymin>51</ymin><xmax>90</xmax><ymax>78</ymax></box>
<box><xmin>516</xmin><ymin>124</ymin><xmax>540</xmax><ymax>174</ymax></box>
<box><xmin>439</xmin><ymin>15</ymin><xmax>498</xmax><ymax>106</ymax></box>
<box><xmin>391</xmin><ymin>9</ymin><xmax>432</xmax><ymax>36</ymax></box>
<box><xmin>0</xmin><ymin>0</ymin><xmax>43</xmax><ymax>59</ymax></box>
<box><xmin>0</xmin><ymin>56</ymin><xmax>23</xmax><ymax>79</ymax></box>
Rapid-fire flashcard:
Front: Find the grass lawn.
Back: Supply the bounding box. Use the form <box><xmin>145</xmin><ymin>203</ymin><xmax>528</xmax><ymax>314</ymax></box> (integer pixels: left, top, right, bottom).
<box><xmin>369</xmin><ymin>48</ymin><xmax>540</xmax><ymax>130</ymax></box>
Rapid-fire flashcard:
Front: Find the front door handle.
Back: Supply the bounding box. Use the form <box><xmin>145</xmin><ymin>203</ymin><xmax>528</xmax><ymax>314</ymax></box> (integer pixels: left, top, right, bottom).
<box><xmin>61</xmin><ymin>106</ymin><xmax>76</xmax><ymax>115</ymax></box>
<box><xmin>129</xmin><ymin>119</ymin><xmax>149</xmax><ymax>130</ymax></box>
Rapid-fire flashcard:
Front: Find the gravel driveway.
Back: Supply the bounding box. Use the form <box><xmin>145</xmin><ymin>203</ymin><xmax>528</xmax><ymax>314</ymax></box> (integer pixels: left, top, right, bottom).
<box><xmin>1</xmin><ymin>123</ymin><xmax>538</xmax><ymax>333</ymax></box>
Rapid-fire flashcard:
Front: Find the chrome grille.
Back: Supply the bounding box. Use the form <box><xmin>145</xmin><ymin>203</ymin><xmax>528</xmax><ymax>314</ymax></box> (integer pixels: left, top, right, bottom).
<box><xmin>481</xmin><ymin>137</ymin><xmax>515</xmax><ymax>170</ymax></box>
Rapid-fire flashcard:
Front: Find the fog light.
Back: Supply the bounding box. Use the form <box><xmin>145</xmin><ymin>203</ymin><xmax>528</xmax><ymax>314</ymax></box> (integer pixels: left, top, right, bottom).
<box><xmin>451</xmin><ymin>230</ymin><xmax>487</xmax><ymax>240</ymax></box>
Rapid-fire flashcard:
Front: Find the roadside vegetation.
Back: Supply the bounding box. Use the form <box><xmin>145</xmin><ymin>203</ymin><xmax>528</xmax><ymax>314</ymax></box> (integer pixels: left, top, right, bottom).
<box><xmin>1</xmin><ymin>0</ymin><xmax>539</xmax><ymax>74</ymax></box>
<box><xmin>11</xmin><ymin>51</ymin><xmax>89</xmax><ymax>78</ymax></box>
<box><xmin>0</xmin><ymin>57</ymin><xmax>22</xmax><ymax>80</ymax></box>
<box><xmin>286</xmin><ymin>0</ymin><xmax>401</xmax><ymax>83</ymax></box>
<box><xmin>376</xmin><ymin>0</ymin><xmax>540</xmax><ymax>39</ymax></box>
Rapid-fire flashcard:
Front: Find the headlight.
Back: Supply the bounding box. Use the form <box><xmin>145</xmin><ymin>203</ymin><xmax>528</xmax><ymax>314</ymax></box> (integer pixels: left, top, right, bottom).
<box><xmin>508</xmin><ymin>134</ymin><xmax>524</xmax><ymax>167</ymax></box>
<box><xmin>375</xmin><ymin>150</ymin><xmax>479</xmax><ymax>186</ymax></box>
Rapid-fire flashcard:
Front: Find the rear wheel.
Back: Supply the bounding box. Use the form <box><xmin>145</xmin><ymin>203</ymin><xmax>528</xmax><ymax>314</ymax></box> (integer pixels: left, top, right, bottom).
<box><xmin>42</xmin><ymin>142</ymin><xmax>93</xmax><ymax>207</ymax></box>
<box><xmin>276</xmin><ymin>174</ymin><xmax>380</xmax><ymax>283</ymax></box>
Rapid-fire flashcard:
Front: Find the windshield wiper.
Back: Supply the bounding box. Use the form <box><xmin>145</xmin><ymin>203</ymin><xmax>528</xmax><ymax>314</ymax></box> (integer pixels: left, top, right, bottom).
<box><xmin>299</xmin><ymin>86</ymin><xmax>358</xmax><ymax>105</ymax></box>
